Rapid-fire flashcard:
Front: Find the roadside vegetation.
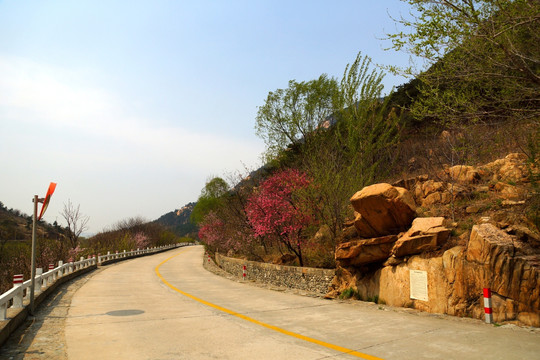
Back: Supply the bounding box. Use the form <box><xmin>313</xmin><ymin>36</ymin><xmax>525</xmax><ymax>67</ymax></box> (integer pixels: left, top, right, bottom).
<box><xmin>1</xmin><ymin>0</ymin><xmax>538</xmax><ymax>291</ymax></box>
<box><xmin>195</xmin><ymin>0</ymin><xmax>539</xmax><ymax>267</ymax></box>
<box><xmin>0</xmin><ymin>201</ymin><xmax>185</xmax><ymax>294</ymax></box>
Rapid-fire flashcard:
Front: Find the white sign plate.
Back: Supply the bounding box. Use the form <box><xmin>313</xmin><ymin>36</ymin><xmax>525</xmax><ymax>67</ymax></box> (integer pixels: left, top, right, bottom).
<box><xmin>410</xmin><ymin>270</ymin><xmax>428</xmax><ymax>301</ymax></box>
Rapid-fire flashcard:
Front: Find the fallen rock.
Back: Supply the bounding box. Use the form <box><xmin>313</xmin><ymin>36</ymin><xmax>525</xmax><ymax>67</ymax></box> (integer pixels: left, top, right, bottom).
<box><xmin>405</xmin><ymin>217</ymin><xmax>450</xmax><ymax>245</ymax></box>
<box><xmin>466</xmin><ymin>205</ymin><xmax>483</xmax><ymax>214</ymax></box>
<box><xmin>466</xmin><ymin>223</ymin><xmax>515</xmax><ymax>265</ymax></box>
<box><xmin>391</xmin><ymin>217</ymin><xmax>450</xmax><ymax>257</ymax></box>
<box><xmin>483</xmin><ymin>153</ymin><xmax>529</xmax><ymax>183</ymax></box>
<box><xmin>392</xmin><ymin>234</ymin><xmax>438</xmax><ymax>257</ymax></box>
<box><xmin>350</xmin><ymin>183</ymin><xmax>416</xmax><ymax>237</ymax></box>
<box><xmin>501</xmin><ymin>200</ymin><xmax>525</xmax><ymax>207</ymax></box>
<box><xmin>335</xmin><ymin>235</ymin><xmax>397</xmax><ymax>267</ymax></box>
<box><xmin>494</xmin><ymin>182</ymin><xmax>525</xmax><ymax>200</ymax></box>
<box><xmin>446</xmin><ymin>165</ymin><xmax>481</xmax><ymax>184</ymax></box>
<box><xmin>414</xmin><ymin>180</ymin><xmax>444</xmax><ymax>199</ymax></box>
<box><xmin>414</xmin><ymin>180</ymin><xmax>465</xmax><ymax>207</ymax></box>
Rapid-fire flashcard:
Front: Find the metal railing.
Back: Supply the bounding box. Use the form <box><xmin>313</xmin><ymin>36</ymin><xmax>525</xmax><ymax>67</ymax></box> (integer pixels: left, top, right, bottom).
<box><xmin>0</xmin><ymin>242</ymin><xmax>193</xmax><ymax>321</ymax></box>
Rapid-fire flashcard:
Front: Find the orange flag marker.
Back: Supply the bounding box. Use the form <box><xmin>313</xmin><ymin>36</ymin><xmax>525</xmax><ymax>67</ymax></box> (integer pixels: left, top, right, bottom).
<box><xmin>38</xmin><ymin>182</ymin><xmax>57</xmax><ymax>220</ymax></box>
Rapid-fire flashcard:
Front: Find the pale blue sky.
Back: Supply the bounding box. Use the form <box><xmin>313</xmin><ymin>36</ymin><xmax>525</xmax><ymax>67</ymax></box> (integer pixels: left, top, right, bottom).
<box><xmin>0</xmin><ymin>0</ymin><xmax>414</xmax><ymax>234</ymax></box>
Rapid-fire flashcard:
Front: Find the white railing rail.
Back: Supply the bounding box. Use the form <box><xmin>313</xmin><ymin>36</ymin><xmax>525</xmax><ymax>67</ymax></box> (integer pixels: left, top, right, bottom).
<box><xmin>0</xmin><ymin>242</ymin><xmax>192</xmax><ymax>321</ymax></box>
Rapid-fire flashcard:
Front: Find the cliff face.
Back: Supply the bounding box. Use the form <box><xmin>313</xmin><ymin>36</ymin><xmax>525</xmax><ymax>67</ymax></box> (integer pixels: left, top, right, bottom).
<box><xmin>327</xmin><ymin>153</ymin><xmax>540</xmax><ymax>327</ymax></box>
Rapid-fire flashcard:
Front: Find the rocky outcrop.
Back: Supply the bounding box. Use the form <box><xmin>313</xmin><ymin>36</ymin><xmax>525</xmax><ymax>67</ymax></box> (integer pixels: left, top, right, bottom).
<box><xmin>482</xmin><ymin>153</ymin><xmax>530</xmax><ymax>183</ymax></box>
<box><xmin>445</xmin><ymin>165</ymin><xmax>481</xmax><ymax>184</ymax></box>
<box><xmin>336</xmin><ymin>235</ymin><xmax>397</xmax><ymax>267</ymax></box>
<box><xmin>350</xmin><ymin>183</ymin><xmax>416</xmax><ymax>238</ymax></box>
<box><xmin>329</xmin><ymin>152</ymin><xmax>540</xmax><ymax>327</ymax></box>
<box><xmin>329</xmin><ymin>225</ymin><xmax>540</xmax><ymax>326</ymax></box>
<box><xmin>392</xmin><ymin>217</ymin><xmax>451</xmax><ymax>257</ymax></box>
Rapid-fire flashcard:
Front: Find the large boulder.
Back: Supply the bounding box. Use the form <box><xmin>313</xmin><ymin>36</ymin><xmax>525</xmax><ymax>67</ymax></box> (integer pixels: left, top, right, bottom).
<box><xmin>392</xmin><ymin>234</ymin><xmax>439</xmax><ymax>258</ymax></box>
<box><xmin>335</xmin><ymin>235</ymin><xmax>397</xmax><ymax>267</ymax></box>
<box><xmin>414</xmin><ymin>180</ymin><xmax>466</xmax><ymax>207</ymax></box>
<box><xmin>445</xmin><ymin>165</ymin><xmax>481</xmax><ymax>184</ymax></box>
<box><xmin>350</xmin><ymin>183</ymin><xmax>416</xmax><ymax>238</ymax></box>
<box><xmin>391</xmin><ymin>217</ymin><xmax>450</xmax><ymax>257</ymax></box>
<box><xmin>466</xmin><ymin>223</ymin><xmax>515</xmax><ymax>264</ymax></box>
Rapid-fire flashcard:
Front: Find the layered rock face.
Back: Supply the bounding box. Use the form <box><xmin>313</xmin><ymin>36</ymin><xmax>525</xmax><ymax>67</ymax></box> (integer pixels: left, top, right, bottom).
<box><xmin>328</xmin><ymin>154</ymin><xmax>540</xmax><ymax>327</ymax></box>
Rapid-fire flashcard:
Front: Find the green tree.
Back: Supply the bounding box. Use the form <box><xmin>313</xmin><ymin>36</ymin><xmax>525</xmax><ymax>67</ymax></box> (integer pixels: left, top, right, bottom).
<box><xmin>255</xmin><ymin>52</ymin><xmax>401</xmax><ymax>254</ymax></box>
<box><xmin>255</xmin><ymin>74</ymin><xmax>341</xmax><ymax>161</ymax></box>
<box><xmin>387</xmin><ymin>0</ymin><xmax>540</xmax><ymax>125</ymax></box>
<box><xmin>301</xmin><ymin>53</ymin><xmax>400</xmax><ymax>244</ymax></box>
<box><xmin>190</xmin><ymin>177</ymin><xmax>229</xmax><ymax>225</ymax></box>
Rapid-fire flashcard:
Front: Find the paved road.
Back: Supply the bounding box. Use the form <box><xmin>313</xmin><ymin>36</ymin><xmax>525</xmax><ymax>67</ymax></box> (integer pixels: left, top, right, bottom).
<box><xmin>65</xmin><ymin>245</ymin><xmax>539</xmax><ymax>359</ymax></box>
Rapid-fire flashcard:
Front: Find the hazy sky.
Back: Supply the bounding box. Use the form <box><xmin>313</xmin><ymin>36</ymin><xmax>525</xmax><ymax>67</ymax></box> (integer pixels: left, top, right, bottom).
<box><xmin>0</xmin><ymin>0</ymin><xmax>414</xmax><ymax>234</ymax></box>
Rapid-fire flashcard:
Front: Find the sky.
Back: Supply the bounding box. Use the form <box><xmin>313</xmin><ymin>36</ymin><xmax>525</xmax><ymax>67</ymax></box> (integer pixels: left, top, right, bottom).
<box><xmin>0</xmin><ymin>0</ymin><xmax>415</xmax><ymax>235</ymax></box>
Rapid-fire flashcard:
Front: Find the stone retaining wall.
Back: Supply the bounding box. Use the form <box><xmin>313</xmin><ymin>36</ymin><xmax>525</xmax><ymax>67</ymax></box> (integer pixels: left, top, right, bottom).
<box><xmin>214</xmin><ymin>253</ymin><xmax>335</xmax><ymax>295</ymax></box>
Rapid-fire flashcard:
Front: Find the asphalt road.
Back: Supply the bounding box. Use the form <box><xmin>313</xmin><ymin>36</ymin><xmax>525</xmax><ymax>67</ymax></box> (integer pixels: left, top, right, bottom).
<box><xmin>64</xmin><ymin>245</ymin><xmax>540</xmax><ymax>360</ymax></box>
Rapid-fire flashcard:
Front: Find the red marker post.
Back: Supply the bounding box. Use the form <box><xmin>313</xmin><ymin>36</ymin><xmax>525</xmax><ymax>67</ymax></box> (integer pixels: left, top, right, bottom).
<box><xmin>243</xmin><ymin>265</ymin><xmax>247</xmax><ymax>281</ymax></box>
<box><xmin>12</xmin><ymin>275</ymin><xmax>24</xmax><ymax>308</ymax></box>
<box><xmin>483</xmin><ymin>288</ymin><xmax>493</xmax><ymax>324</ymax></box>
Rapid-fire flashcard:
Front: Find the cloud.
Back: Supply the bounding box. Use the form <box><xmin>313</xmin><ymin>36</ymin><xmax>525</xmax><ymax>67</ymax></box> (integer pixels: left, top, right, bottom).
<box><xmin>0</xmin><ymin>55</ymin><xmax>264</xmax><ymax>170</ymax></box>
<box><xmin>0</xmin><ymin>55</ymin><xmax>264</xmax><ymax>231</ymax></box>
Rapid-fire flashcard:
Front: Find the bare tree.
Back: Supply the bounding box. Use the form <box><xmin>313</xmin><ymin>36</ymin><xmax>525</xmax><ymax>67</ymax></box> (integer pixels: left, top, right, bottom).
<box><xmin>60</xmin><ymin>199</ymin><xmax>90</xmax><ymax>249</ymax></box>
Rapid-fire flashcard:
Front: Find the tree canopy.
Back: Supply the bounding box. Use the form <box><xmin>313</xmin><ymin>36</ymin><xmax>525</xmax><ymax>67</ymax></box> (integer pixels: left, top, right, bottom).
<box><xmin>387</xmin><ymin>0</ymin><xmax>540</xmax><ymax>124</ymax></box>
<box><xmin>255</xmin><ymin>74</ymin><xmax>341</xmax><ymax>161</ymax></box>
<box><xmin>190</xmin><ymin>177</ymin><xmax>230</xmax><ymax>225</ymax></box>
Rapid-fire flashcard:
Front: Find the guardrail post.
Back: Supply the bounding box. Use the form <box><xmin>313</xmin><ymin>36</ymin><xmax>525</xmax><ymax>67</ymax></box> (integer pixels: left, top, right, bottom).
<box><xmin>49</xmin><ymin>264</ymin><xmax>55</xmax><ymax>281</ymax></box>
<box><xmin>0</xmin><ymin>300</ymin><xmax>7</xmax><ymax>320</ymax></box>
<box><xmin>34</xmin><ymin>268</ymin><xmax>43</xmax><ymax>293</ymax></box>
<box><xmin>123</xmin><ymin>250</ymin><xmax>126</xmax><ymax>258</ymax></box>
<box><xmin>58</xmin><ymin>260</ymin><xmax>64</xmax><ymax>278</ymax></box>
<box><xmin>12</xmin><ymin>274</ymin><xmax>24</xmax><ymax>308</ymax></box>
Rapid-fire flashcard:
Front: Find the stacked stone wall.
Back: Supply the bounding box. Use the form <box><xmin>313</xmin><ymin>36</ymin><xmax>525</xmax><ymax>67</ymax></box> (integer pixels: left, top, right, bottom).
<box><xmin>214</xmin><ymin>253</ymin><xmax>334</xmax><ymax>295</ymax></box>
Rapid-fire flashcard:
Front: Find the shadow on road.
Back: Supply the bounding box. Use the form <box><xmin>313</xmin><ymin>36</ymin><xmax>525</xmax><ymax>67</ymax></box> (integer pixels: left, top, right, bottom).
<box><xmin>0</xmin><ymin>270</ymin><xmax>99</xmax><ymax>360</ymax></box>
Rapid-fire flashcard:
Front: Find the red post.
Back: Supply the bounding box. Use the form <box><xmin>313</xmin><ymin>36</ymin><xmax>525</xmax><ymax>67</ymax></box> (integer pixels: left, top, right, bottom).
<box><xmin>13</xmin><ymin>274</ymin><xmax>23</xmax><ymax>287</ymax></box>
<box><xmin>243</xmin><ymin>265</ymin><xmax>246</xmax><ymax>281</ymax></box>
<box><xmin>12</xmin><ymin>274</ymin><xmax>24</xmax><ymax>308</ymax></box>
<box><xmin>483</xmin><ymin>288</ymin><xmax>493</xmax><ymax>324</ymax></box>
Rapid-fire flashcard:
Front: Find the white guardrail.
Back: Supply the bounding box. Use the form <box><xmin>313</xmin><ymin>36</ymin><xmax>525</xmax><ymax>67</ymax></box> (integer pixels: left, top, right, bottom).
<box><xmin>0</xmin><ymin>242</ymin><xmax>192</xmax><ymax>321</ymax></box>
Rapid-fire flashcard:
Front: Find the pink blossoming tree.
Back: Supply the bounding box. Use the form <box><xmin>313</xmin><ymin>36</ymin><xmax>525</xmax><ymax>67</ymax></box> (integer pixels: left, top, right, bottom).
<box><xmin>245</xmin><ymin>168</ymin><xmax>315</xmax><ymax>266</ymax></box>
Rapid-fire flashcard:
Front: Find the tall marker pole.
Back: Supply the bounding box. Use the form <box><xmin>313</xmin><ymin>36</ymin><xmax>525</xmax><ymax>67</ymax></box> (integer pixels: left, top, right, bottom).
<box><xmin>29</xmin><ymin>182</ymin><xmax>56</xmax><ymax>315</ymax></box>
<box><xmin>29</xmin><ymin>195</ymin><xmax>40</xmax><ymax>315</ymax></box>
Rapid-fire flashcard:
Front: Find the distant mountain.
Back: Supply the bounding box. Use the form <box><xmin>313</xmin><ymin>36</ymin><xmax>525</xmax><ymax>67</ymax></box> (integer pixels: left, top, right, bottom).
<box><xmin>154</xmin><ymin>202</ymin><xmax>198</xmax><ymax>238</ymax></box>
<box><xmin>0</xmin><ymin>201</ymin><xmax>68</xmax><ymax>242</ymax></box>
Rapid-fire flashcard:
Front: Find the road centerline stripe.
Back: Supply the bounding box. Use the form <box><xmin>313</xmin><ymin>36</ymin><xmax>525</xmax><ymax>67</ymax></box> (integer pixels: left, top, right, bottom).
<box><xmin>155</xmin><ymin>249</ymin><xmax>384</xmax><ymax>360</ymax></box>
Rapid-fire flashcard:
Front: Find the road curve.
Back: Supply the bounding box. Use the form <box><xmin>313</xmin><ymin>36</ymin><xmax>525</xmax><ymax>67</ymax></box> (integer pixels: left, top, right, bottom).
<box><xmin>65</xmin><ymin>245</ymin><xmax>540</xmax><ymax>359</ymax></box>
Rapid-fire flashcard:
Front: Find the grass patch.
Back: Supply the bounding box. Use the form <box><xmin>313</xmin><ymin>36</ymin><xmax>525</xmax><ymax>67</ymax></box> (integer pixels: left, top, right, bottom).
<box><xmin>339</xmin><ymin>287</ymin><xmax>362</xmax><ymax>300</ymax></box>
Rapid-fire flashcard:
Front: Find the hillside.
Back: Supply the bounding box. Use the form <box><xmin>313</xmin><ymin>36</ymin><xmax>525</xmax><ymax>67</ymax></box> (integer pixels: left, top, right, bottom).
<box><xmin>0</xmin><ymin>202</ymin><xmax>68</xmax><ymax>243</ymax></box>
<box><xmin>154</xmin><ymin>202</ymin><xmax>198</xmax><ymax>238</ymax></box>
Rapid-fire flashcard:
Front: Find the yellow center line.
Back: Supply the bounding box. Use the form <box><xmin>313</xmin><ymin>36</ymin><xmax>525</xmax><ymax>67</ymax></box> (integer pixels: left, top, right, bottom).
<box><xmin>155</xmin><ymin>249</ymin><xmax>384</xmax><ymax>360</ymax></box>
